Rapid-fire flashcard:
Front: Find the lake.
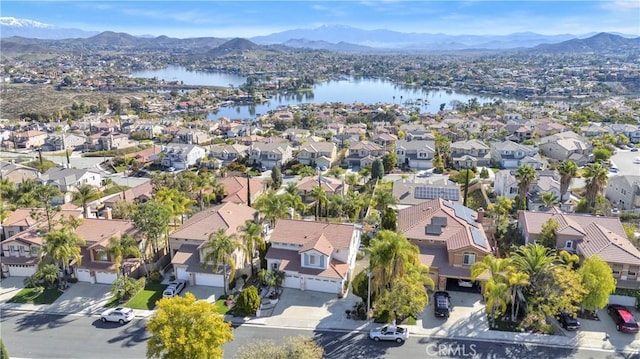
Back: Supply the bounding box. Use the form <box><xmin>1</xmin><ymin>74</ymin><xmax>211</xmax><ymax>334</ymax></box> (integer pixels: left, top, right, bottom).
<box><xmin>131</xmin><ymin>65</ymin><xmax>501</xmax><ymax>119</ymax></box>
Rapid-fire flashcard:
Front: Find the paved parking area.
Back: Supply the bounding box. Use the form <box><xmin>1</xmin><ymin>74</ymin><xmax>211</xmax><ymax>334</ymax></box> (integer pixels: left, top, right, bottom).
<box><xmin>558</xmin><ymin>308</ymin><xmax>640</xmax><ymax>351</ymax></box>
<box><xmin>45</xmin><ymin>283</ymin><xmax>112</xmax><ymax>315</ymax></box>
<box><xmin>181</xmin><ymin>285</ymin><xmax>224</xmax><ymax>303</ymax></box>
<box><xmin>419</xmin><ymin>290</ymin><xmax>488</xmax><ymax>338</ymax></box>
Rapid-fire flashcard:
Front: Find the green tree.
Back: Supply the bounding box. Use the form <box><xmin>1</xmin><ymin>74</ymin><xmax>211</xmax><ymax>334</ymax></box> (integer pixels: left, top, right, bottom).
<box><xmin>132</xmin><ymin>200</ymin><xmax>171</xmax><ymax>255</ymax></box>
<box><xmin>27</xmin><ymin>184</ymin><xmax>62</xmax><ymax>231</ymax></box>
<box><xmin>1</xmin><ymin>338</ymin><xmax>9</xmax><ymax>359</ymax></box>
<box><xmin>41</xmin><ymin>228</ymin><xmax>85</xmax><ymax>274</ymax></box>
<box><xmin>583</xmin><ymin>162</ymin><xmax>609</xmax><ymax>211</ymax></box>
<box><xmin>155</xmin><ymin>187</ymin><xmax>194</xmax><ymax>225</ymax></box>
<box><xmin>309</xmin><ymin>185</ymin><xmax>328</xmax><ymax>220</ymax></box>
<box><xmin>35</xmin><ymin>263</ymin><xmax>61</xmax><ymax>288</ymax></box>
<box><xmin>537</xmin><ymin>218</ymin><xmax>558</xmax><ymax>249</ymax></box>
<box><xmin>592</xmin><ymin>147</ymin><xmax>612</xmax><ymax>162</ymax></box>
<box><xmin>271</xmin><ymin>166</ymin><xmax>283</xmax><ymax>190</ymax></box>
<box><xmin>531</xmin><ymin>265</ymin><xmax>587</xmax><ymax>318</ymax></box>
<box><xmin>374</xmin><ymin>268</ymin><xmax>432</xmax><ymax>323</ymax></box>
<box><xmin>510</xmin><ymin>243</ymin><xmax>556</xmax><ymax>290</ymax></box>
<box><xmin>234</xmin><ymin>336</ymin><xmax>323</xmax><ymax>359</ymax></box>
<box><xmin>483</xmin><ymin>278</ymin><xmax>510</xmax><ymax>327</ymax></box>
<box><xmin>254</xmin><ymin>191</ymin><xmax>288</xmax><ymax>226</ymax></box>
<box><xmin>470</xmin><ymin>255</ymin><xmax>513</xmax><ymax>283</ymax></box>
<box><xmin>368</xmin><ymin>230</ymin><xmax>423</xmax><ymax>297</ymax></box>
<box><xmin>557</xmin><ymin>160</ymin><xmax>578</xmax><ymax>202</ymax></box>
<box><xmin>72</xmin><ymin>184</ymin><xmax>101</xmax><ymax>219</ymax></box>
<box><xmin>382</xmin><ymin>150</ymin><xmax>397</xmax><ymax>173</ymax></box>
<box><xmin>480</xmin><ymin>167</ymin><xmax>489</xmax><ymax>179</ymax></box>
<box><xmin>539</xmin><ymin>192</ymin><xmax>558</xmax><ymax>209</ymax></box>
<box><xmin>112</xmin><ymin>276</ymin><xmax>145</xmax><ymax>301</ymax></box>
<box><xmin>371</xmin><ymin>159</ymin><xmax>384</xmax><ymax>180</ymax></box>
<box><xmin>237</xmin><ymin>220</ymin><xmax>264</xmax><ymax>275</ymax></box>
<box><xmin>234</xmin><ymin>285</ymin><xmax>260</xmax><ymax>316</ymax></box>
<box><xmin>578</xmin><ymin>256</ymin><xmax>617</xmax><ymax>311</ymax></box>
<box><xmin>147</xmin><ymin>293</ymin><xmax>233</xmax><ymax>359</ymax></box>
<box><xmin>380</xmin><ymin>207</ymin><xmax>397</xmax><ymax>231</ymax></box>
<box><xmin>515</xmin><ymin>164</ymin><xmax>536</xmax><ymax>210</ymax></box>
<box><xmin>507</xmin><ymin>271</ymin><xmax>529</xmax><ymax>321</ymax></box>
<box><xmin>201</xmin><ymin>228</ymin><xmax>241</xmax><ymax>295</ymax></box>
<box><xmin>107</xmin><ymin>235</ymin><xmax>141</xmax><ymax>277</ymax></box>
<box><xmin>373</xmin><ymin>190</ymin><xmax>398</xmax><ymax>212</ymax></box>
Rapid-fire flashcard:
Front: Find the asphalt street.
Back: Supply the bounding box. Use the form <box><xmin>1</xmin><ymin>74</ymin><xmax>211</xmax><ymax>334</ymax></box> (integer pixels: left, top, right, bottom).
<box><xmin>2</xmin><ymin>311</ymin><xmax>638</xmax><ymax>359</ymax></box>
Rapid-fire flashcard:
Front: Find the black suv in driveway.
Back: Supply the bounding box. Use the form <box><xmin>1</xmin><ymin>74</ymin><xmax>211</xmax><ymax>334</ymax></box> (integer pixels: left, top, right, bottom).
<box><xmin>434</xmin><ymin>291</ymin><xmax>451</xmax><ymax>318</ymax></box>
<box><xmin>608</xmin><ymin>304</ymin><xmax>639</xmax><ymax>333</ymax></box>
<box><xmin>557</xmin><ymin>311</ymin><xmax>581</xmax><ymax>331</ymax></box>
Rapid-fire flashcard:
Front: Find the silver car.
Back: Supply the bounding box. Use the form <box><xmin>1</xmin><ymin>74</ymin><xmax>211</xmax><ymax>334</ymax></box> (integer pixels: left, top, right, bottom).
<box><xmin>163</xmin><ymin>280</ymin><xmax>186</xmax><ymax>298</ymax></box>
<box><xmin>369</xmin><ymin>325</ymin><xmax>409</xmax><ymax>343</ymax></box>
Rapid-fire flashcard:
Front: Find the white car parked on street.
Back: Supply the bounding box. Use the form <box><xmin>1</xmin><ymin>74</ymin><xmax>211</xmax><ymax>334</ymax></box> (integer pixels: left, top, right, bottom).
<box><xmin>369</xmin><ymin>325</ymin><xmax>409</xmax><ymax>343</ymax></box>
<box><xmin>100</xmin><ymin>307</ymin><xmax>134</xmax><ymax>324</ymax></box>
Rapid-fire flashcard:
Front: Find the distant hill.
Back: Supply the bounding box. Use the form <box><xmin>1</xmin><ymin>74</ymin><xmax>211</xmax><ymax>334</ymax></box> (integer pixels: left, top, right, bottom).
<box><xmin>282</xmin><ymin>38</ymin><xmax>375</xmax><ymax>52</ymax></box>
<box><xmin>207</xmin><ymin>38</ymin><xmax>262</xmax><ymax>56</ymax></box>
<box><xmin>532</xmin><ymin>32</ymin><xmax>640</xmax><ymax>53</ymax></box>
<box><xmin>0</xmin><ymin>16</ymin><xmax>99</xmax><ymax>39</ymax></box>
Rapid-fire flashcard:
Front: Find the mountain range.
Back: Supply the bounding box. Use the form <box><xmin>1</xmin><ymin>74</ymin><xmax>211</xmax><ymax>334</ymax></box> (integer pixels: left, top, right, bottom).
<box><xmin>1</xmin><ymin>17</ymin><xmax>639</xmax><ymax>54</ymax></box>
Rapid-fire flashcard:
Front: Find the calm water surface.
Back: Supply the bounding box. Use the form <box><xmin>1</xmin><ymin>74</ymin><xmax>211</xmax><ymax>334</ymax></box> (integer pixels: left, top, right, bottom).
<box><xmin>131</xmin><ymin>65</ymin><xmax>501</xmax><ymax>119</ymax></box>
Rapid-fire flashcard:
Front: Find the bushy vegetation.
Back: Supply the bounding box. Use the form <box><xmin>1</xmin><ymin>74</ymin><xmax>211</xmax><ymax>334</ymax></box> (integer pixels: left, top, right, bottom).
<box><xmin>234</xmin><ymin>286</ymin><xmax>261</xmax><ymax>316</ymax></box>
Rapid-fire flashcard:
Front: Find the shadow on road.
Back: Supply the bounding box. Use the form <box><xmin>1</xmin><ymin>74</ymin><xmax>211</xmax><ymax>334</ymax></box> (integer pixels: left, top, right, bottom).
<box><xmin>106</xmin><ymin>319</ymin><xmax>150</xmax><ymax>348</ymax></box>
<box><xmin>313</xmin><ymin>330</ymin><xmax>400</xmax><ymax>359</ymax></box>
<box><xmin>10</xmin><ymin>312</ymin><xmax>77</xmax><ymax>332</ymax></box>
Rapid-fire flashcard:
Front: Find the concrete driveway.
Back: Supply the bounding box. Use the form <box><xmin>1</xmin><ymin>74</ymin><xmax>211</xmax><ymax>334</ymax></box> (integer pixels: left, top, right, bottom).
<box><xmin>45</xmin><ymin>282</ymin><xmax>112</xmax><ymax>316</ymax></box>
<box><xmin>420</xmin><ymin>290</ymin><xmax>487</xmax><ymax>338</ymax></box>
<box><xmin>0</xmin><ymin>276</ymin><xmax>26</xmax><ymax>304</ymax></box>
<box><xmin>557</xmin><ymin>307</ymin><xmax>640</xmax><ymax>352</ymax></box>
<box><xmin>181</xmin><ymin>285</ymin><xmax>224</xmax><ymax>303</ymax></box>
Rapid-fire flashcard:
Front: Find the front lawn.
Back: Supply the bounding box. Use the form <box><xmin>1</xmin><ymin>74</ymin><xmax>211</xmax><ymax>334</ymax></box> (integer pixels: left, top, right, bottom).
<box><xmin>8</xmin><ymin>287</ymin><xmax>64</xmax><ymax>305</ymax></box>
<box><xmin>123</xmin><ymin>282</ymin><xmax>167</xmax><ymax>310</ymax></box>
<box><xmin>214</xmin><ymin>295</ymin><xmax>231</xmax><ymax>315</ymax></box>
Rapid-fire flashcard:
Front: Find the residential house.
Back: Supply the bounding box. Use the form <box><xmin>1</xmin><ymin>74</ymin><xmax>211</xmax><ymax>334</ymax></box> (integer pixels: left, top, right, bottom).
<box><xmin>42</xmin><ymin>133</ymin><xmax>87</xmax><ymax>152</ymax></box>
<box><xmin>0</xmin><ymin>209</ymin><xmax>83</xmax><ymax>277</ymax></box>
<box><xmin>344</xmin><ymin>141</ymin><xmax>386</xmax><ymax>169</ymax></box>
<box><xmin>493</xmin><ymin>170</ymin><xmax>519</xmax><ymax>199</ymax></box>
<box><xmin>169</xmin><ymin>202</ymin><xmax>257</xmax><ymax>287</ymax></box>
<box><xmin>371</xmin><ymin>133</ymin><xmax>398</xmax><ymax>150</ymax></box>
<box><xmin>0</xmin><ymin>160</ymin><xmax>39</xmax><ymax>183</ymax></box>
<box><xmin>579</xmin><ymin>124</ymin><xmax>610</xmax><ymax>138</ymax></box>
<box><xmin>75</xmin><ymin>219</ymin><xmax>140</xmax><ymax>284</ymax></box>
<box><xmin>400</xmin><ymin>124</ymin><xmax>435</xmax><ymax>141</ymax></box>
<box><xmin>450</xmin><ymin>139</ymin><xmax>492</xmax><ymax>169</ymax></box>
<box><xmin>535</xmin><ymin>121</ymin><xmax>568</xmax><ymax>137</ymax></box>
<box><xmin>519</xmin><ymin>208</ymin><xmax>640</xmax><ymax>289</ymax></box>
<box><xmin>265</xmin><ymin>219</ymin><xmax>361</xmax><ymax>294</ymax></box>
<box><xmin>209</xmin><ymin>144</ymin><xmax>249</xmax><ymax>166</ymax></box>
<box><xmin>394</xmin><ymin>139</ymin><xmax>437</xmax><ymax>170</ymax></box>
<box><xmin>249</xmin><ymin>142</ymin><xmax>294</xmax><ymax>170</ymax></box>
<box><xmin>296</xmin><ymin>142</ymin><xmax>337</xmax><ymax>169</ymax></box>
<box><xmin>176</xmin><ymin>128</ymin><xmax>212</xmax><ymax>145</ymax></box>
<box><xmin>606</xmin><ymin>175</ymin><xmax>640</xmax><ymax>211</ymax></box>
<box><xmin>605</xmin><ymin>124</ymin><xmax>640</xmax><ymax>144</ymax></box>
<box><xmin>128</xmin><ymin>123</ymin><xmax>164</xmax><ymax>138</ymax></box>
<box><xmin>39</xmin><ymin>168</ymin><xmax>103</xmax><ymax>203</ymax></box>
<box><xmin>219</xmin><ymin>176</ymin><xmax>266</xmax><ymax>205</ymax></box>
<box><xmin>296</xmin><ymin>175</ymin><xmax>348</xmax><ymax>203</ymax></box>
<box><xmin>393</xmin><ymin>178</ymin><xmax>461</xmax><ymax>210</ymax></box>
<box><xmin>123</xmin><ymin>146</ymin><xmax>162</xmax><ymax>166</ymax></box>
<box><xmin>490</xmin><ymin>140</ymin><xmax>544</xmax><ymax>169</ymax></box>
<box><xmin>397</xmin><ymin>199</ymin><xmax>492</xmax><ymax>290</ymax></box>
<box><xmin>538</xmin><ymin>131</ymin><xmax>592</xmax><ymax>166</ymax></box>
<box><xmin>153</xmin><ymin>143</ymin><xmax>207</xmax><ymax>170</ymax></box>
<box><xmin>102</xmin><ymin>181</ymin><xmax>154</xmax><ymax>213</ymax></box>
<box><xmin>282</xmin><ymin>128</ymin><xmax>311</xmax><ymax>145</ymax></box>
<box><xmin>11</xmin><ymin>130</ymin><xmax>47</xmax><ymax>149</ymax></box>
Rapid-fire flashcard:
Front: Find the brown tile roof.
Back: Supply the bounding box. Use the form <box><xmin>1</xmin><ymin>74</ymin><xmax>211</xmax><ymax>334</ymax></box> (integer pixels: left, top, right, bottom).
<box><xmin>299</xmin><ymin>233</ymin><xmax>334</xmax><ymax>256</ymax></box>
<box><xmin>169</xmin><ymin>202</ymin><xmax>257</xmax><ymax>242</ymax></box>
<box><xmin>398</xmin><ymin>199</ymin><xmax>491</xmax><ymax>253</ymax></box>
<box><xmin>519</xmin><ymin>209</ymin><xmax>639</xmax><ymax>264</ymax></box>
<box><xmin>171</xmin><ymin>243</ymin><xmax>221</xmax><ymax>274</ymax></box>
<box><xmin>296</xmin><ymin>176</ymin><xmax>347</xmax><ymax>195</ymax></box>
<box><xmin>219</xmin><ymin>176</ymin><xmax>265</xmax><ymax>204</ymax></box>
<box><xmin>269</xmin><ymin>219</ymin><xmax>356</xmax><ymax>250</ymax></box>
<box><xmin>266</xmin><ymin>247</ymin><xmax>347</xmax><ymax>279</ymax></box>
<box><xmin>3</xmin><ymin>208</ymin><xmax>37</xmax><ymax>227</ymax></box>
<box><xmin>75</xmin><ymin>219</ymin><xmax>137</xmax><ymax>244</ymax></box>
<box><xmin>417</xmin><ymin>245</ymin><xmax>473</xmax><ymax>279</ymax></box>
<box><xmin>103</xmin><ymin>181</ymin><xmax>153</xmax><ymax>206</ymax></box>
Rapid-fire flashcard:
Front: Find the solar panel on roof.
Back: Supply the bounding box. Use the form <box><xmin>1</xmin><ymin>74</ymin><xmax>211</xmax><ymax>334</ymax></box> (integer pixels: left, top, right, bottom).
<box><xmin>414</xmin><ymin>187</ymin><xmax>459</xmax><ymax>201</ymax></box>
<box><xmin>450</xmin><ymin>202</ymin><xmax>479</xmax><ymax>228</ymax></box>
<box><xmin>471</xmin><ymin>228</ymin><xmax>487</xmax><ymax>248</ymax></box>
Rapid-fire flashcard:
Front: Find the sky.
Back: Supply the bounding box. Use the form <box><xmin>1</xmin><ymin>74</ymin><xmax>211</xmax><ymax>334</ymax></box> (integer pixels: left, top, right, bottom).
<box><xmin>2</xmin><ymin>1</ymin><xmax>639</xmax><ymax>38</ymax></box>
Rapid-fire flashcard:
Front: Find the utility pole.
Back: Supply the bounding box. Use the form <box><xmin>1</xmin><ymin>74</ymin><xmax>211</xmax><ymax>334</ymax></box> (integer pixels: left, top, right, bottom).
<box><xmin>463</xmin><ymin>159</ymin><xmax>472</xmax><ymax>207</ymax></box>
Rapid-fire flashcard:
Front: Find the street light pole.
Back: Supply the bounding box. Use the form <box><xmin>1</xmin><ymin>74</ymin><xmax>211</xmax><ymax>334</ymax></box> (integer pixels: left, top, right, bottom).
<box><xmin>367</xmin><ymin>270</ymin><xmax>371</xmax><ymax>319</ymax></box>
<box><xmin>463</xmin><ymin>159</ymin><xmax>472</xmax><ymax>207</ymax></box>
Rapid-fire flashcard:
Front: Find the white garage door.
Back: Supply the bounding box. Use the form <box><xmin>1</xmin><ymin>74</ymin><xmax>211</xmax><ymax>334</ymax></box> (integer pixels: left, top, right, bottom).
<box><xmin>176</xmin><ymin>266</ymin><xmax>190</xmax><ymax>281</ymax></box>
<box><xmin>8</xmin><ymin>265</ymin><xmax>36</xmax><ymax>277</ymax></box>
<box><xmin>283</xmin><ymin>273</ymin><xmax>300</xmax><ymax>289</ymax></box>
<box><xmin>77</xmin><ymin>269</ymin><xmax>94</xmax><ymax>283</ymax></box>
<box><xmin>195</xmin><ymin>272</ymin><xmax>223</xmax><ymax>287</ymax></box>
<box><xmin>95</xmin><ymin>271</ymin><xmax>117</xmax><ymax>284</ymax></box>
<box><xmin>304</xmin><ymin>277</ymin><xmax>340</xmax><ymax>293</ymax></box>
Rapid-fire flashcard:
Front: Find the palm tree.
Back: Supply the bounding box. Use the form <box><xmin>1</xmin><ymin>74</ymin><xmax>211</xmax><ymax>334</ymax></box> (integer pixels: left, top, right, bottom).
<box><xmin>515</xmin><ymin>164</ymin><xmax>536</xmax><ymax>210</ymax></box>
<box><xmin>557</xmin><ymin>160</ymin><xmax>578</xmax><ymax>202</ymax></box>
<box><xmin>284</xmin><ymin>182</ymin><xmax>298</xmax><ymax>195</ymax></box>
<box><xmin>73</xmin><ymin>184</ymin><xmax>101</xmax><ymax>219</ymax></box>
<box><xmin>583</xmin><ymin>162</ymin><xmax>608</xmax><ymax>210</ymax></box>
<box><xmin>107</xmin><ymin>235</ymin><xmax>141</xmax><ymax>277</ymax></box>
<box><xmin>310</xmin><ymin>185</ymin><xmax>328</xmax><ymax>220</ymax></box>
<box><xmin>37</xmin><ymin>264</ymin><xmax>61</xmax><ymax>289</ymax></box>
<box><xmin>237</xmin><ymin>220</ymin><xmax>264</xmax><ymax>275</ymax></box>
<box><xmin>510</xmin><ymin>243</ymin><xmax>556</xmax><ymax>290</ymax></box>
<box><xmin>41</xmin><ymin>228</ymin><xmax>86</xmax><ymax>275</ymax></box>
<box><xmin>373</xmin><ymin>191</ymin><xmax>398</xmax><ymax>212</ymax></box>
<box><xmin>539</xmin><ymin>192</ymin><xmax>558</xmax><ymax>209</ymax></box>
<box><xmin>200</xmin><ymin>228</ymin><xmax>241</xmax><ymax>295</ymax></box>
<box><xmin>470</xmin><ymin>255</ymin><xmax>513</xmax><ymax>283</ymax></box>
<box><xmin>484</xmin><ymin>278</ymin><xmax>510</xmax><ymax>327</ymax></box>
<box><xmin>155</xmin><ymin>187</ymin><xmax>194</xmax><ymax>225</ymax></box>
<box><xmin>367</xmin><ymin>230</ymin><xmax>423</xmax><ymax>297</ymax></box>
<box><xmin>507</xmin><ymin>271</ymin><xmax>529</xmax><ymax>321</ymax></box>
<box><xmin>254</xmin><ymin>191</ymin><xmax>289</xmax><ymax>226</ymax></box>
<box><xmin>281</xmin><ymin>192</ymin><xmax>306</xmax><ymax>219</ymax></box>
<box><xmin>327</xmin><ymin>194</ymin><xmax>347</xmax><ymax>219</ymax></box>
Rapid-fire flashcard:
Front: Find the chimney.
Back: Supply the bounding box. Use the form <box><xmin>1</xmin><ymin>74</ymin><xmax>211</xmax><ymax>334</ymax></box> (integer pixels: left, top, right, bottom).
<box><xmin>105</xmin><ymin>207</ymin><xmax>113</xmax><ymax>220</ymax></box>
<box><xmin>477</xmin><ymin>208</ymin><xmax>484</xmax><ymax>223</ymax></box>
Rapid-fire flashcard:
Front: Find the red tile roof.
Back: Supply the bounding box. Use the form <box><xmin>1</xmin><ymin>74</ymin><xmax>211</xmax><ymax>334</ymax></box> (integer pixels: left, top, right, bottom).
<box><xmin>169</xmin><ymin>202</ymin><xmax>257</xmax><ymax>241</ymax></box>
<box><xmin>269</xmin><ymin>219</ymin><xmax>356</xmax><ymax>250</ymax></box>
<box><xmin>267</xmin><ymin>247</ymin><xmax>347</xmax><ymax>279</ymax></box>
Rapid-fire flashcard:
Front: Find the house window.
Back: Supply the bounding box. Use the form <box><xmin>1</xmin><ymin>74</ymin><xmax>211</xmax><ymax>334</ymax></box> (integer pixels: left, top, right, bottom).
<box><xmin>9</xmin><ymin>245</ymin><xmax>17</xmax><ymax>253</ymax></box>
<box><xmin>8</xmin><ymin>231</ymin><xmax>14</xmax><ymax>237</ymax></box>
<box><xmin>463</xmin><ymin>253</ymin><xmax>476</xmax><ymax>266</ymax></box>
<box><xmin>30</xmin><ymin>247</ymin><xmax>39</xmax><ymax>256</ymax></box>
<box><xmin>95</xmin><ymin>250</ymin><xmax>108</xmax><ymax>261</ymax></box>
<box><xmin>565</xmin><ymin>241</ymin><xmax>573</xmax><ymax>249</ymax></box>
<box><xmin>308</xmin><ymin>254</ymin><xmax>317</xmax><ymax>265</ymax></box>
